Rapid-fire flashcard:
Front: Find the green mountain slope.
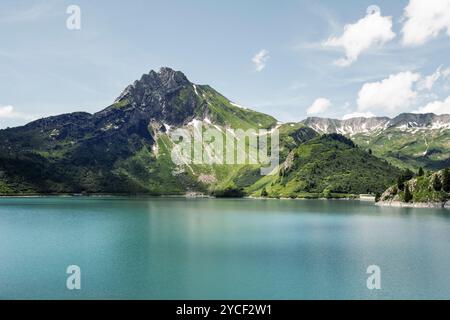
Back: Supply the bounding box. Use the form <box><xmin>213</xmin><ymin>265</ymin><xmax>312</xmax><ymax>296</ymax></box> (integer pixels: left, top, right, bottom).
<box><xmin>352</xmin><ymin>128</ymin><xmax>450</xmax><ymax>170</ymax></box>
<box><xmin>246</xmin><ymin>134</ymin><xmax>400</xmax><ymax>198</ymax></box>
<box><xmin>208</xmin><ymin>123</ymin><xmax>319</xmax><ymax>195</ymax></box>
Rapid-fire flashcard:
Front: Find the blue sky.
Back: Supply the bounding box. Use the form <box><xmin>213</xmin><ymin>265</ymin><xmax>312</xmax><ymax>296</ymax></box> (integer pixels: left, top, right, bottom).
<box><xmin>1</xmin><ymin>0</ymin><xmax>450</xmax><ymax>128</ymax></box>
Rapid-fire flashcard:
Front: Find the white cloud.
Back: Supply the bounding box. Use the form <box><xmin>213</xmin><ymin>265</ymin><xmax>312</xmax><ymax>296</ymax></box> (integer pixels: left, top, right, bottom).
<box><xmin>443</xmin><ymin>67</ymin><xmax>450</xmax><ymax>79</ymax></box>
<box><xmin>346</xmin><ymin>68</ymin><xmax>450</xmax><ymax>117</ymax></box>
<box><xmin>342</xmin><ymin>111</ymin><xmax>376</xmax><ymax>120</ymax></box>
<box><xmin>252</xmin><ymin>49</ymin><xmax>270</xmax><ymax>72</ymax></box>
<box><xmin>0</xmin><ymin>105</ymin><xmax>34</xmax><ymax>120</ymax></box>
<box><xmin>0</xmin><ymin>2</ymin><xmax>55</xmax><ymax>23</ymax></box>
<box><xmin>414</xmin><ymin>96</ymin><xmax>450</xmax><ymax>114</ymax></box>
<box><xmin>323</xmin><ymin>9</ymin><xmax>395</xmax><ymax>66</ymax></box>
<box><xmin>357</xmin><ymin>71</ymin><xmax>420</xmax><ymax>113</ymax></box>
<box><xmin>417</xmin><ymin>66</ymin><xmax>445</xmax><ymax>91</ymax></box>
<box><xmin>307</xmin><ymin>98</ymin><xmax>332</xmax><ymax>115</ymax></box>
<box><xmin>0</xmin><ymin>105</ymin><xmax>17</xmax><ymax>118</ymax></box>
<box><xmin>402</xmin><ymin>0</ymin><xmax>450</xmax><ymax>46</ymax></box>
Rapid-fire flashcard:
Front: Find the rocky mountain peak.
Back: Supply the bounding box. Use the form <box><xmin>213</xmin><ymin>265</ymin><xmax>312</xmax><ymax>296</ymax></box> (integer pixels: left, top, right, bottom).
<box><xmin>115</xmin><ymin>67</ymin><xmax>191</xmax><ymax>104</ymax></box>
<box><xmin>97</xmin><ymin>67</ymin><xmax>277</xmax><ymax>130</ymax></box>
<box><xmin>157</xmin><ymin>67</ymin><xmax>190</xmax><ymax>86</ymax></box>
<box><xmin>95</xmin><ymin>67</ymin><xmax>205</xmax><ymax>127</ymax></box>
<box><xmin>387</xmin><ymin>113</ymin><xmax>450</xmax><ymax>129</ymax></box>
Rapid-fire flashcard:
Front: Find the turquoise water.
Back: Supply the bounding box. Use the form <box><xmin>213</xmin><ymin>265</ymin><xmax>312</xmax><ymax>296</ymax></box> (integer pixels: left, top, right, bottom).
<box><xmin>0</xmin><ymin>197</ymin><xmax>450</xmax><ymax>299</ymax></box>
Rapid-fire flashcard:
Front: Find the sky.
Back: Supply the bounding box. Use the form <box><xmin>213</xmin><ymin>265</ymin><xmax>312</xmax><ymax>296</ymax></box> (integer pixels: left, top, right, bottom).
<box><xmin>1</xmin><ymin>0</ymin><xmax>450</xmax><ymax>128</ymax></box>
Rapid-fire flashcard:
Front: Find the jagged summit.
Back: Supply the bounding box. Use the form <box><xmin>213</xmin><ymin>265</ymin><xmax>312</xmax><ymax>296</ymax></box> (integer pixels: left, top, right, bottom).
<box><xmin>114</xmin><ymin>67</ymin><xmax>191</xmax><ymax>104</ymax></box>
<box><xmin>99</xmin><ymin>67</ymin><xmax>276</xmax><ymax>129</ymax></box>
<box><xmin>95</xmin><ymin>67</ymin><xmax>204</xmax><ymax>126</ymax></box>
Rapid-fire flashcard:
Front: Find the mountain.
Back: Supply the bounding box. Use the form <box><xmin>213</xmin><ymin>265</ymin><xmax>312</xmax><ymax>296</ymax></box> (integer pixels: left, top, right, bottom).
<box><xmin>0</xmin><ymin>67</ymin><xmax>402</xmax><ymax>196</ymax></box>
<box><xmin>302</xmin><ymin>113</ymin><xmax>450</xmax><ymax>135</ymax></box>
<box><xmin>302</xmin><ymin>114</ymin><xmax>450</xmax><ymax>170</ymax></box>
<box><xmin>302</xmin><ymin>116</ymin><xmax>390</xmax><ymax>135</ymax></box>
<box><xmin>0</xmin><ymin>68</ymin><xmax>276</xmax><ymax>194</ymax></box>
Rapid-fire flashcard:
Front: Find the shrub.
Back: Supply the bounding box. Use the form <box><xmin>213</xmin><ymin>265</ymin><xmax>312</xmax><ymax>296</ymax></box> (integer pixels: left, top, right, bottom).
<box><xmin>213</xmin><ymin>186</ymin><xmax>245</xmax><ymax>198</ymax></box>
<box><xmin>375</xmin><ymin>192</ymin><xmax>381</xmax><ymax>202</ymax></box>
<box><xmin>404</xmin><ymin>185</ymin><xmax>413</xmax><ymax>203</ymax></box>
<box><xmin>322</xmin><ymin>189</ymin><xmax>332</xmax><ymax>199</ymax></box>
<box><xmin>261</xmin><ymin>187</ymin><xmax>268</xmax><ymax>197</ymax></box>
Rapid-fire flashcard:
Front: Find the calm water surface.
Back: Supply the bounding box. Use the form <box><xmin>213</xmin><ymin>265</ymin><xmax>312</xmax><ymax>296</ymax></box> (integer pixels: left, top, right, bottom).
<box><xmin>0</xmin><ymin>197</ymin><xmax>449</xmax><ymax>299</ymax></box>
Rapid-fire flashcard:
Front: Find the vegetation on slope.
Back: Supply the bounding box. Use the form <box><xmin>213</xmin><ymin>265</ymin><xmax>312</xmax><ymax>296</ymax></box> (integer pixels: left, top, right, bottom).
<box><xmin>352</xmin><ymin>128</ymin><xmax>450</xmax><ymax>170</ymax></box>
<box><xmin>197</xmin><ymin>85</ymin><xmax>277</xmax><ymax>130</ymax></box>
<box><xmin>379</xmin><ymin>167</ymin><xmax>450</xmax><ymax>204</ymax></box>
<box><xmin>245</xmin><ymin>134</ymin><xmax>400</xmax><ymax>198</ymax></box>
<box><xmin>205</xmin><ymin>123</ymin><xmax>319</xmax><ymax>197</ymax></box>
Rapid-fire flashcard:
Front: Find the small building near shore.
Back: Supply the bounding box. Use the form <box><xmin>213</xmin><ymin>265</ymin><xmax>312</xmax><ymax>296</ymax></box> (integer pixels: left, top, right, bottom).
<box><xmin>359</xmin><ymin>194</ymin><xmax>375</xmax><ymax>201</ymax></box>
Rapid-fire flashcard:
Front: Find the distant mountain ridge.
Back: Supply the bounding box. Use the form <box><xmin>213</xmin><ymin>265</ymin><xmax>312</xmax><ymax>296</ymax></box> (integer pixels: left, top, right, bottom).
<box><xmin>301</xmin><ymin>114</ymin><xmax>450</xmax><ymax>170</ymax></box>
<box><xmin>302</xmin><ymin>113</ymin><xmax>450</xmax><ymax>136</ymax></box>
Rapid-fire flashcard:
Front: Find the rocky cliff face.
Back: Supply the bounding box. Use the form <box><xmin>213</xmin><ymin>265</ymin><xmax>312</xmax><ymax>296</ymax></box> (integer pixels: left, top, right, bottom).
<box><xmin>98</xmin><ymin>67</ymin><xmax>206</xmax><ymax>127</ymax></box>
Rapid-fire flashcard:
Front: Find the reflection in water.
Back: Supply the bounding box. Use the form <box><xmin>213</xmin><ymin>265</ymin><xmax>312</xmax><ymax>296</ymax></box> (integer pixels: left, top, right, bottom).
<box><xmin>0</xmin><ymin>197</ymin><xmax>450</xmax><ymax>299</ymax></box>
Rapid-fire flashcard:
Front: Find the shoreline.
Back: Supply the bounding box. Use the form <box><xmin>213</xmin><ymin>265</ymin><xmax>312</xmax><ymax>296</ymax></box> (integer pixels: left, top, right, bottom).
<box><xmin>375</xmin><ymin>200</ymin><xmax>450</xmax><ymax>208</ymax></box>
<box><xmin>0</xmin><ymin>193</ymin><xmax>369</xmax><ymax>201</ymax></box>
<box><xmin>3</xmin><ymin>195</ymin><xmax>449</xmax><ymax>210</ymax></box>
<box><xmin>5</xmin><ymin>194</ymin><xmax>450</xmax><ymax>209</ymax></box>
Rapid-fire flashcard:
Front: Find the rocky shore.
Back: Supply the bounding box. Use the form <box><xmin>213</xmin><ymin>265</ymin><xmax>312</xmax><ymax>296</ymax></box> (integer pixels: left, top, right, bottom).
<box><xmin>376</xmin><ymin>200</ymin><xmax>450</xmax><ymax>208</ymax></box>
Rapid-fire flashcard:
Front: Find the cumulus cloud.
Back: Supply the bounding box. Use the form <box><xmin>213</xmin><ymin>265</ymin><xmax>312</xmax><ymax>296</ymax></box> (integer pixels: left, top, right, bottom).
<box><xmin>252</xmin><ymin>49</ymin><xmax>270</xmax><ymax>72</ymax></box>
<box><xmin>402</xmin><ymin>0</ymin><xmax>450</xmax><ymax>46</ymax></box>
<box><xmin>0</xmin><ymin>105</ymin><xmax>18</xmax><ymax>118</ymax></box>
<box><xmin>344</xmin><ymin>68</ymin><xmax>450</xmax><ymax>117</ymax></box>
<box><xmin>414</xmin><ymin>96</ymin><xmax>450</xmax><ymax>114</ymax></box>
<box><xmin>323</xmin><ymin>9</ymin><xmax>395</xmax><ymax>66</ymax></box>
<box><xmin>306</xmin><ymin>98</ymin><xmax>332</xmax><ymax>115</ymax></box>
<box><xmin>342</xmin><ymin>111</ymin><xmax>376</xmax><ymax>120</ymax></box>
<box><xmin>0</xmin><ymin>105</ymin><xmax>34</xmax><ymax>120</ymax></box>
<box><xmin>357</xmin><ymin>71</ymin><xmax>420</xmax><ymax>113</ymax></box>
<box><xmin>443</xmin><ymin>68</ymin><xmax>450</xmax><ymax>79</ymax></box>
<box><xmin>417</xmin><ymin>66</ymin><xmax>445</xmax><ymax>91</ymax></box>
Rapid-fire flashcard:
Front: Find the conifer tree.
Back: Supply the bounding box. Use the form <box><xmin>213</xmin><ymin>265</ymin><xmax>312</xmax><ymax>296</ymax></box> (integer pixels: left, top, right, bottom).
<box><xmin>442</xmin><ymin>168</ymin><xmax>450</xmax><ymax>192</ymax></box>
<box><xmin>404</xmin><ymin>184</ymin><xmax>413</xmax><ymax>203</ymax></box>
<box><xmin>418</xmin><ymin>167</ymin><xmax>424</xmax><ymax>177</ymax></box>
<box><xmin>432</xmin><ymin>174</ymin><xmax>442</xmax><ymax>191</ymax></box>
<box><xmin>261</xmin><ymin>187</ymin><xmax>268</xmax><ymax>197</ymax></box>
